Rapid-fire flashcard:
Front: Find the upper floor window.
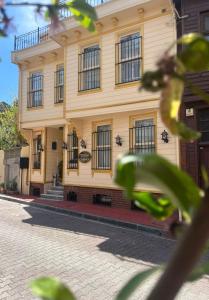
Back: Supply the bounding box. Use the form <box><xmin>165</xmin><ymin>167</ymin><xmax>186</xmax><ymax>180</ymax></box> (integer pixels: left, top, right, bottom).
<box><xmin>54</xmin><ymin>64</ymin><xmax>64</xmax><ymax>103</ymax></box>
<box><xmin>92</xmin><ymin>124</ymin><xmax>112</xmax><ymax>170</ymax></box>
<box><xmin>116</xmin><ymin>32</ymin><xmax>142</xmax><ymax>85</ymax></box>
<box><xmin>33</xmin><ymin>135</ymin><xmax>42</xmax><ymax>169</ymax></box>
<box><xmin>67</xmin><ymin>130</ymin><xmax>78</xmax><ymax>169</ymax></box>
<box><xmin>78</xmin><ymin>44</ymin><xmax>100</xmax><ymax>92</ymax></box>
<box><xmin>28</xmin><ymin>71</ymin><xmax>43</xmax><ymax>108</ymax></box>
<box><xmin>201</xmin><ymin>11</ymin><xmax>209</xmax><ymax>40</ymax></box>
<box><xmin>129</xmin><ymin>118</ymin><xmax>155</xmax><ymax>154</ymax></box>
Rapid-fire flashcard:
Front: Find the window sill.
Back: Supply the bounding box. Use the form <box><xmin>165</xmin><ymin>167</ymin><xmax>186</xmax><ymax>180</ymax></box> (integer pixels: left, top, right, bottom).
<box><xmin>115</xmin><ymin>81</ymin><xmax>141</xmax><ymax>89</ymax></box>
<box><xmin>54</xmin><ymin>101</ymin><xmax>64</xmax><ymax>105</ymax></box>
<box><xmin>27</xmin><ymin>106</ymin><xmax>43</xmax><ymax>111</ymax></box>
<box><xmin>77</xmin><ymin>88</ymin><xmax>102</xmax><ymax>96</ymax></box>
<box><xmin>92</xmin><ymin>169</ymin><xmax>112</xmax><ymax>175</ymax></box>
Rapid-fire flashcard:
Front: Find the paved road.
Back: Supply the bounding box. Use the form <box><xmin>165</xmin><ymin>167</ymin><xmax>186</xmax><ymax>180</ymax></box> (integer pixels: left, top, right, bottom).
<box><xmin>0</xmin><ymin>199</ymin><xmax>208</xmax><ymax>300</ymax></box>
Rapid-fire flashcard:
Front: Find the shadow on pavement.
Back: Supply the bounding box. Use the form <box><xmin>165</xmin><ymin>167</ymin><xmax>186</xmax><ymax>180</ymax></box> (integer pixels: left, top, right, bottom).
<box><xmin>22</xmin><ymin>205</ymin><xmax>176</xmax><ymax>265</ymax></box>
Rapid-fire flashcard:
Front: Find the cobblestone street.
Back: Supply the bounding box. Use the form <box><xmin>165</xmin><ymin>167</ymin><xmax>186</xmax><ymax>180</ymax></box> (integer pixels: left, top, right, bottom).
<box><xmin>0</xmin><ymin>199</ymin><xmax>209</xmax><ymax>299</ymax></box>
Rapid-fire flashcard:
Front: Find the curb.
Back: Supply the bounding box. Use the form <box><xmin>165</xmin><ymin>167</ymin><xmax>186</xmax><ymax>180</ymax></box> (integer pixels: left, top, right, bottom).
<box><xmin>0</xmin><ymin>194</ymin><xmax>167</xmax><ymax>237</ymax></box>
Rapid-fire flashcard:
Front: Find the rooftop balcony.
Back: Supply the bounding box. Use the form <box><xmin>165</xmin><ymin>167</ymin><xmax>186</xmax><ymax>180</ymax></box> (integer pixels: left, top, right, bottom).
<box><xmin>14</xmin><ymin>0</ymin><xmax>111</xmax><ymax>51</ymax></box>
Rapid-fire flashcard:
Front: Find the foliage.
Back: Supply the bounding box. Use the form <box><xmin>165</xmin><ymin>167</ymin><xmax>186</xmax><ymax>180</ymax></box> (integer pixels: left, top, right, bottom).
<box><xmin>0</xmin><ymin>101</ymin><xmax>26</xmax><ymax>151</ymax></box>
<box><xmin>6</xmin><ymin>177</ymin><xmax>18</xmax><ymax>191</ymax></box>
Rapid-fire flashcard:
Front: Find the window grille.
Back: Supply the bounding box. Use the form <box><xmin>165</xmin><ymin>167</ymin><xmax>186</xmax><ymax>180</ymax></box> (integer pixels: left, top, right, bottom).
<box><xmin>78</xmin><ymin>45</ymin><xmax>100</xmax><ymax>91</ymax></box>
<box><xmin>33</xmin><ymin>135</ymin><xmax>42</xmax><ymax>169</ymax></box>
<box><xmin>28</xmin><ymin>72</ymin><xmax>43</xmax><ymax>108</ymax></box>
<box><xmin>92</xmin><ymin>125</ymin><xmax>112</xmax><ymax>170</ymax></box>
<box><xmin>115</xmin><ymin>33</ymin><xmax>142</xmax><ymax>84</ymax></box>
<box><xmin>129</xmin><ymin>119</ymin><xmax>155</xmax><ymax>154</ymax></box>
<box><xmin>67</xmin><ymin>130</ymin><xmax>79</xmax><ymax>169</ymax></box>
<box><xmin>55</xmin><ymin>65</ymin><xmax>64</xmax><ymax>103</ymax></box>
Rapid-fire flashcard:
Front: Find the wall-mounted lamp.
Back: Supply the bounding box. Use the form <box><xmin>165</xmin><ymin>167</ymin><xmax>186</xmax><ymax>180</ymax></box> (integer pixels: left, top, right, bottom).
<box><xmin>80</xmin><ymin>139</ymin><xmax>87</xmax><ymax>149</ymax></box>
<box><xmin>115</xmin><ymin>135</ymin><xmax>122</xmax><ymax>146</ymax></box>
<box><xmin>161</xmin><ymin>130</ymin><xmax>169</xmax><ymax>143</ymax></box>
<box><xmin>38</xmin><ymin>144</ymin><xmax>44</xmax><ymax>152</ymax></box>
<box><xmin>62</xmin><ymin>142</ymin><xmax>68</xmax><ymax>150</ymax></box>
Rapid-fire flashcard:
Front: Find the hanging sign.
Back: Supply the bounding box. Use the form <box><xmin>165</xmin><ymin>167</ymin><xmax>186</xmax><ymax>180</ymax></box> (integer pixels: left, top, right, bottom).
<box><xmin>79</xmin><ymin>151</ymin><xmax>91</xmax><ymax>163</ymax></box>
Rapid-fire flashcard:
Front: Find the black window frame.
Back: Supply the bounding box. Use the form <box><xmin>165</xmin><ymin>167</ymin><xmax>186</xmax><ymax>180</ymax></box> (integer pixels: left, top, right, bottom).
<box><xmin>67</xmin><ymin>130</ymin><xmax>79</xmax><ymax>169</ymax></box>
<box><xmin>27</xmin><ymin>72</ymin><xmax>43</xmax><ymax>108</ymax></box>
<box><xmin>115</xmin><ymin>33</ymin><xmax>142</xmax><ymax>85</ymax></box>
<box><xmin>129</xmin><ymin>118</ymin><xmax>156</xmax><ymax>154</ymax></box>
<box><xmin>33</xmin><ymin>135</ymin><xmax>42</xmax><ymax>169</ymax></box>
<box><xmin>78</xmin><ymin>45</ymin><xmax>101</xmax><ymax>92</ymax></box>
<box><xmin>92</xmin><ymin>125</ymin><xmax>112</xmax><ymax>171</ymax></box>
<box><xmin>200</xmin><ymin>11</ymin><xmax>209</xmax><ymax>38</ymax></box>
<box><xmin>54</xmin><ymin>65</ymin><xmax>64</xmax><ymax>104</ymax></box>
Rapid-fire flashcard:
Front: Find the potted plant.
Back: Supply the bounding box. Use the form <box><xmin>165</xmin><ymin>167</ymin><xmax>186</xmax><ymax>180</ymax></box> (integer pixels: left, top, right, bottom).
<box><xmin>0</xmin><ymin>182</ymin><xmax>5</xmax><ymax>193</ymax></box>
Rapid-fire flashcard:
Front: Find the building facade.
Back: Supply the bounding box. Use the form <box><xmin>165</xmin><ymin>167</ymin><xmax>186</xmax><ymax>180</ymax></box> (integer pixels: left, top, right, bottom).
<box><xmin>178</xmin><ymin>0</ymin><xmax>209</xmax><ymax>187</ymax></box>
<box><xmin>12</xmin><ymin>0</ymin><xmax>179</xmax><ymax>211</ymax></box>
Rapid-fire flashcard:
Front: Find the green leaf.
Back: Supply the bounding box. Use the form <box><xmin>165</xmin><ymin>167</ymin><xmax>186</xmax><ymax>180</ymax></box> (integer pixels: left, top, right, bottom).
<box><xmin>66</xmin><ymin>0</ymin><xmax>97</xmax><ymax>32</ymax></box>
<box><xmin>160</xmin><ymin>77</ymin><xmax>201</xmax><ymax>141</ymax></box>
<box><xmin>115</xmin><ymin>267</ymin><xmax>159</xmax><ymax>300</ymax></box>
<box><xmin>115</xmin><ymin>154</ymin><xmax>201</xmax><ymax>222</ymax></box>
<box><xmin>132</xmin><ymin>192</ymin><xmax>175</xmax><ymax>220</ymax></box>
<box><xmin>188</xmin><ymin>261</ymin><xmax>209</xmax><ymax>282</ymax></box>
<box><xmin>30</xmin><ymin>277</ymin><xmax>76</xmax><ymax>300</ymax></box>
<box><xmin>178</xmin><ymin>34</ymin><xmax>209</xmax><ymax>72</ymax></box>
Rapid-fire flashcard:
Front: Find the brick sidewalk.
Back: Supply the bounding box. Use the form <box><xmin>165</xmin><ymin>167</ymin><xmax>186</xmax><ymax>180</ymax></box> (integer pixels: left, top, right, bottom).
<box><xmin>0</xmin><ymin>193</ymin><xmax>176</xmax><ymax>235</ymax></box>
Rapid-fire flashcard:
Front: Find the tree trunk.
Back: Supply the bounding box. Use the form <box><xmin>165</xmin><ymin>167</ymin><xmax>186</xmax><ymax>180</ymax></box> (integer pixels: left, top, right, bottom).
<box><xmin>147</xmin><ymin>189</ymin><xmax>209</xmax><ymax>300</ymax></box>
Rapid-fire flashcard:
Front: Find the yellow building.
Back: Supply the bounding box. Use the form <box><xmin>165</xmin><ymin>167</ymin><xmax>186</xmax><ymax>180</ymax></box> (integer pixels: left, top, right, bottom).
<box><xmin>12</xmin><ymin>0</ymin><xmax>179</xmax><ymax>209</ymax></box>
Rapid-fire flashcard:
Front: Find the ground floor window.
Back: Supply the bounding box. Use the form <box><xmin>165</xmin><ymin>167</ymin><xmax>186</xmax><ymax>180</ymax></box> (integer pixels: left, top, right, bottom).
<box><xmin>33</xmin><ymin>135</ymin><xmax>42</xmax><ymax>169</ymax></box>
<box><xmin>67</xmin><ymin>130</ymin><xmax>78</xmax><ymax>169</ymax></box>
<box><xmin>92</xmin><ymin>124</ymin><xmax>112</xmax><ymax>170</ymax></box>
<box><xmin>129</xmin><ymin>118</ymin><xmax>155</xmax><ymax>154</ymax></box>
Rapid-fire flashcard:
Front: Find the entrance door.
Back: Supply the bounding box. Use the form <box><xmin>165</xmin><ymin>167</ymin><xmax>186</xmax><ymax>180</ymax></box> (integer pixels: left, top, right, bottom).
<box><xmin>198</xmin><ymin>108</ymin><xmax>209</xmax><ymax>187</ymax></box>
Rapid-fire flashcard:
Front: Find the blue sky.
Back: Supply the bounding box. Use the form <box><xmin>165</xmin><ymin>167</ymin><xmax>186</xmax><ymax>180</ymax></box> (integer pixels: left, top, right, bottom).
<box><xmin>0</xmin><ymin>2</ymin><xmax>47</xmax><ymax>104</ymax></box>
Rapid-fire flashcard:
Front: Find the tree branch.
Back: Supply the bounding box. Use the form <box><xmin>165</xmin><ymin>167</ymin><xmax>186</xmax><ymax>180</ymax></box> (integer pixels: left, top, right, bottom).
<box><xmin>147</xmin><ymin>189</ymin><xmax>209</xmax><ymax>300</ymax></box>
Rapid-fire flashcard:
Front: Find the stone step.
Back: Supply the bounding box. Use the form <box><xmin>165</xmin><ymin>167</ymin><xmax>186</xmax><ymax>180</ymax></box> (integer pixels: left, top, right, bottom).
<box><xmin>51</xmin><ymin>186</ymin><xmax>64</xmax><ymax>191</ymax></box>
<box><xmin>40</xmin><ymin>193</ymin><xmax>64</xmax><ymax>201</ymax></box>
<box><xmin>47</xmin><ymin>190</ymin><xmax>64</xmax><ymax>196</ymax></box>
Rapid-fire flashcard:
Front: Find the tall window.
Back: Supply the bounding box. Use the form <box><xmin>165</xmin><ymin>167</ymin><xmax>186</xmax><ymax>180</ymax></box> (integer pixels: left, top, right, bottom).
<box><xmin>129</xmin><ymin>118</ymin><xmax>155</xmax><ymax>154</ymax></box>
<box><xmin>92</xmin><ymin>124</ymin><xmax>112</xmax><ymax>170</ymax></box>
<box><xmin>116</xmin><ymin>32</ymin><xmax>142</xmax><ymax>84</ymax></box>
<box><xmin>33</xmin><ymin>135</ymin><xmax>42</xmax><ymax>169</ymax></box>
<box><xmin>201</xmin><ymin>11</ymin><xmax>209</xmax><ymax>40</ymax></box>
<box><xmin>198</xmin><ymin>108</ymin><xmax>209</xmax><ymax>143</ymax></box>
<box><xmin>67</xmin><ymin>130</ymin><xmax>78</xmax><ymax>169</ymax></box>
<box><xmin>54</xmin><ymin>64</ymin><xmax>64</xmax><ymax>103</ymax></box>
<box><xmin>28</xmin><ymin>71</ymin><xmax>43</xmax><ymax>108</ymax></box>
<box><xmin>78</xmin><ymin>44</ymin><xmax>100</xmax><ymax>91</ymax></box>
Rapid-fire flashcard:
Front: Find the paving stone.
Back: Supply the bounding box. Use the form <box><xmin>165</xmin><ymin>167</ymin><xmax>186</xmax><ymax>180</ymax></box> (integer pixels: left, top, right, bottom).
<box><xmin>0</xmin><ymin>199</ymin><xmax>208</xmax><ymax>299</ymax></box>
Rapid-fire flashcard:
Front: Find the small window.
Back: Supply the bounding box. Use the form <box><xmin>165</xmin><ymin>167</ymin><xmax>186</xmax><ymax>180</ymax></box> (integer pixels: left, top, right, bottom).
<box><xmin>78</xmin><ymin>44</ymin><xmax>100</xmax><ymax>91</ymax></box>
<box><xmin>33</xmin><ymin>135</ymin><xmax>42</xmax><ymax>169</ymax></box>
<box><xmin>201</xmin><ymin>11</ymin><xmax>209</xmax><ymax>39</ymax></box>
<box><xmin>67</xmin><ymin>130</ymin><xmax>78</xmax><ymax>169</ymax></box>
<box><xmin>92</xmin><ymin>124</ymin><xmax>112</xmax><ymax>170</ymax></box>
<box><xmin>116</xmin><ymin>32</ymin><xmax>142</xmax><ymax>84</ymax></box>
<box><xmin>129</xmin><ymin>118</ymin><xmax>155</xmax><ymax>154</ymax></box>
<box><xmin>198</xmin><ymin>108</ymin><xmax>209</xmax><ymax>143</ymax></box>
<box><xmin>54</xmin><ymin>64</ymin><xmax>64</xmax><ymax>103</ymax></box>
<box><xmin>28</xmin><ymin>71</ymin><xmax>43</xmax><ymax>108</ymax></box>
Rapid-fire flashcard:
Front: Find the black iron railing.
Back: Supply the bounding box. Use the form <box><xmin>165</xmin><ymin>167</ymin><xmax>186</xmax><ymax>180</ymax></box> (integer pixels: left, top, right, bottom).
<box><xmin>67</xmin><ymin>131</ymin><xmax>79</xmax><ymax>169</ymax></box>
<box><xmin>54</xmin><ymin>68</ymin><xmax>64</xmax><ymax>103</ymax></box>
<box><xmin>92</xmin><ymin>129</ymin><xmax>112</xmax><ymax>170</ymax></box>
<box><xmin>78</xmin><ymin>48</ymin><xmax>100</xmax><ymax>91</ymax></box>
<box><xmin>27</xmin><ymin>74</ymin><xmax>43</xmax><ymax>108</ymax></box>
<box><xmin>14</xmin><ymin>0</ymin><xmax>111</xmax><ymax>51</ymax></box>
<box><xmin>115</xmin><ymin>36</ymin><xmax>142</xmax><ymax>85</ymax></box>
<box><xmin>129</xmin><ymin>124</ymin><xmax>156</xmax><ymax>154</ymax></box>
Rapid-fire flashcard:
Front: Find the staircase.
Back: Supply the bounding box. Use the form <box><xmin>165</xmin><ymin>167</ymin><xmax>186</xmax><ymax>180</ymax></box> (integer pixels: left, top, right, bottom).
<box><xmin>40</xmin><ymin>185</ymin><xmax>64</xmax><ymax>201</ymax></box>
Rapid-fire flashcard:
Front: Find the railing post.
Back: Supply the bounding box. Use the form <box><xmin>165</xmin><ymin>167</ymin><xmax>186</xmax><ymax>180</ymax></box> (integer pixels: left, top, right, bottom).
<box><xmin>14</xmin><ymin>35</ymin><xmax>17</xmax><ymax>51</ymax></box>
<box><xmin>37</xmin><ymin>27</ymin><xmax>40</xmax><ymax>43</ymax></box>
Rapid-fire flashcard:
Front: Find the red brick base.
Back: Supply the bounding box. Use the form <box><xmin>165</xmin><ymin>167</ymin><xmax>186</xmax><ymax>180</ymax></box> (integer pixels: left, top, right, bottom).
<box><xmin>30</xmin><ymin>183</ymin><xmax>44</xmax><ymax>197</ymax></box>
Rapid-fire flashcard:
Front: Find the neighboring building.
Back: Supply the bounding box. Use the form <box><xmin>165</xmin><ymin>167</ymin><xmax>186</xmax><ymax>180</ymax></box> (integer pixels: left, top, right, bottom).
<box><xmin>12</xmin><ymin>0</ymin><xmax>179</xmax><ymax>212</ymax></box>
<box><xmin>177</xmin><ymin>0</ymin><xmax>209</xmax><ymax>187</ymax></box>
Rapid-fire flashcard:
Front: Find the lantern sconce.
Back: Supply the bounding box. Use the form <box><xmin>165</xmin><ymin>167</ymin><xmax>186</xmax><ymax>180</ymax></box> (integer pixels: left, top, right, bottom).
<box><xmin>38</xmin><ymin>144</ymin><xmax>44</xmax><ymax>152</ymax></box>
<box><xmin>80</xmin><ymin>139</ymin><xmax>87</xmax><ymax>149</ymax></box>
<box><xmin>161</xmin><ymin>130</ymin><xmax>169</xmax><ymax>143</ymax></box>
<box><xmin>115</xmin><ymin>135</ymin><xmax>122</xmax><ymax>146</ymax></box>
<box><xmin>62</xmin><ymin>142</ymin><xmax>68</xmax><ymax>150</ymax></box>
